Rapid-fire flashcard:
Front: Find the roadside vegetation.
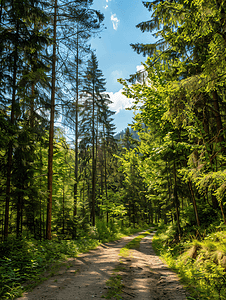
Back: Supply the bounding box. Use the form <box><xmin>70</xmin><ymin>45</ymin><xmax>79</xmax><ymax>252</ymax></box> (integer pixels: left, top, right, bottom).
<box><xmin>1</xmin><ymin>1</ymin><xmax>226</xmax><ymax>300</ymax></box>
<box><xmin>0</xmin><ymin>221</ymin><xmax>150</xmax><ymax>300</ymax></box>
<box><xmin>153</xmin><ymin>222</ymin><xmax>226</xmax><ymax>300</ymax></box>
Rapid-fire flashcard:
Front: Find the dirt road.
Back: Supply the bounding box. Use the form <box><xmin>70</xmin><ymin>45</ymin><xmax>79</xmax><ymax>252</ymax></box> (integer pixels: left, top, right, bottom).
<box><xmin>17</xmin><ymin>230</ymin><xmax>188</xmax><ymax>300</ymax></box>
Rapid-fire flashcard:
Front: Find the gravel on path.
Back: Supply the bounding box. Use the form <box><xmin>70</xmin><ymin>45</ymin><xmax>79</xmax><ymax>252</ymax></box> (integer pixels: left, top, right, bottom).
<box><xmin>17</xmin><ymin>230</ymin><xmax>188</xmax><ymax>300</ymax></box>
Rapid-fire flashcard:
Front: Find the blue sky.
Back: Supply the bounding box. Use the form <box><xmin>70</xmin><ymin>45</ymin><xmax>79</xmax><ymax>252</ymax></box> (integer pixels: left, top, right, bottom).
<box><xmin>90</xmin><ymin>0</ymin><xmax>154</xmax><ymax>133</ymax></box>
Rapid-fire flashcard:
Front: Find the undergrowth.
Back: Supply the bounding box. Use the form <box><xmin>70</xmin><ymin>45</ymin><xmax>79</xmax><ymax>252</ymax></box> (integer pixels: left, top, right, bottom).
<box><xmin>94</xmin><ymin>219</ymin><xmax>150</xmax><ymax>242</ymax></box>
<box><xmin>0</xmin><ymin>237</ymin><xmax>99</xmax><ymax>299</ymax></box>
<box><xmin>0</xmin><ymin>221</ymin><xmax>150</xmax><ymax>300</ymax></box>
<box><xmin>152</xmin><ymin>223</ymin><xmax>226</xmax><ymax>300</ymax></box>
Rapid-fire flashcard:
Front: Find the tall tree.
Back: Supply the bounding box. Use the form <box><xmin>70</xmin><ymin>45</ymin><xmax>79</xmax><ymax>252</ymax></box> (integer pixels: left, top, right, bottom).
<box><xmin>80</xmin><ymin>52</ymin><xmax>110</xmax><ymax>226</ymax></box>
<box><xmin>46</xmin><ymin>0</ymin><xmax>57</xmax><ymax>240</ymax></box>
<box><xmin>119</xmin><ymin>0</ymin><xmax>226</xmax><ymax>232</ymax></box>
<box><xmin>46</xmin><ymin>0</ymin><xmax>104</xmax><ymax>239</ymax></box>
<box><xmin>1</xmin><ymin>0</ymin><xmax>50</xmax><ymax>239</ymax></box>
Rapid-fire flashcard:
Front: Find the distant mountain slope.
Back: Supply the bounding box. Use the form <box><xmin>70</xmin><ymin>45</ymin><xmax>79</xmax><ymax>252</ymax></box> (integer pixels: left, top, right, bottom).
<box><xmin>114</xmin><ymin>127</ymin><xmax>139</xmax><ymax>141</ymax></box>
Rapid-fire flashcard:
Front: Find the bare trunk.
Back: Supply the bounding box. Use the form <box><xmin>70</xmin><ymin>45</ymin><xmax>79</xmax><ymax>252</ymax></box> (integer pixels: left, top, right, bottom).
<box><xmin>91</xmin><ymin>79</ymin><xmax>96</xmax><ymax>227</ymax></box>
<box><xmin>62</xmin><ymin>178</ymin><xmax>65</xmax><ymax>234</ymax></box>
<box><xmin>30</xmin><ymin>83</ymin><xmax>35</xmax><ymax>128</ymax></box>
<box><xmin>46</xmin><ymin>0</ymin><xmax>57</xmax><ymax>240</ymax></box>
<box><xmin>73</xmin><ymin>30</ymin><xmax>79</xmax><ymax>238</ymax></box>
<box><xmin>220</xmin><ymin>201</ymin><xmax>226</xmax><ymax>225</ymax></box>
<box><xmin>4</xmin><ymin>19</ymin><xmax>18</xmax><ymax>239</ymax></box>
<box><xmin>16</xmin><ymin>195</ymin><xmax>22</xmax><ymax>238</ymax></box>
<box><xmin>173</xmin><ymin>158</ymin><xmax>181</xmax><ymax>238</ymax></box>
<box><xmin>103</xmin><ymin>125</ymin><xmax>108</xmax><ymax>222</ymax></box>
<box><xmin>212</xmin><ymin>90</ymin><xmax>224</xmax><ymax>146</ymax></box>
<box><xmin>4</xmin><ymin>146</ymin><xmax>13</xmax><ymax>238</ymax></box>
<box><xmin>188</xmin><ymin>180</ymin><xmax>200</xmax><ymax>227</ymax></box>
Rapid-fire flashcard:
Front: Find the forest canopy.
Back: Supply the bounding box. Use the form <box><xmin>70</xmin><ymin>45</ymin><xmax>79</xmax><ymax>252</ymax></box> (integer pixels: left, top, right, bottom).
<box><xmin>1</xmin><ymin>0</ymin><xmax>226</xmax><ymax>299</ymax></box>
<box><xmin>0</xmin><ymin>0</ymin><xmax>226</xmax><ymax>241</ymax></box>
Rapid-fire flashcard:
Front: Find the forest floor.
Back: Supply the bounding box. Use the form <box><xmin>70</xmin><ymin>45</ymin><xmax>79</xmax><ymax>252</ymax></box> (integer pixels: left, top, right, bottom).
<box><xmin>16</xmin><ymin>229</ymin><xmax>188</xmax><ymax>300</ymax></box>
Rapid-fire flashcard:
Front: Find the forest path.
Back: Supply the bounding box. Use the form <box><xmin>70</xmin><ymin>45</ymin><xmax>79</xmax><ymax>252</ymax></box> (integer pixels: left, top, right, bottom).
<box><xmin>17</xmin><ymin>230</ymin><xmax>188</xmax><ymax>300</ymax></box>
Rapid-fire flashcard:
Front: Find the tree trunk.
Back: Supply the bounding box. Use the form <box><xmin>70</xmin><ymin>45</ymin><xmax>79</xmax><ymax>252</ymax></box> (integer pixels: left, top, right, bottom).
<box><xmin>188</xmin><ymin>180</ymin><xmax>200</xmax><ymax>227</ymax></box>
<box><xmin>212</xmin><ymin>90</ymin><xmax>225</xmax><ymax>147</ymax></box>
<box><xmin>73</xmin><ymin>29</ymin><xmax>79</xmax><ymax>238</ymax></box>
<box><xmin>91</xmin><ymin>80</ymin><xmax>96</xmax><ymax>226</ymax></box>
<box><xmin>173</xmin><ymin>158</ymin><xmax>181</xmax><ymax>238</ymax></box>
<box><xmin>46</xmin><ymin>0</ymin><xmax>57</xmax><ymax>240</ymax></box>
<box><xmin>220</xmin><ymin>201</ymin><xmax>226</xmax><ymax>225</ymax></box>
<box><xmin>4</xmin><ymin>19</ymin><xmax>18</xmax><ymax>239</ymax></box>
<box><xmin>103</xmin><ymin>125</ymin><xmax>108</xmax><ymax>222</ymax></box>
<box><xmin>16</xmin><ymin>195</ymin><xmax>22</xmax><ymax>238</ymax></box>
<box><xmin>62</xmin><ymin>178</ymin><xmax>65</xmax><ymax>235</ymax></box>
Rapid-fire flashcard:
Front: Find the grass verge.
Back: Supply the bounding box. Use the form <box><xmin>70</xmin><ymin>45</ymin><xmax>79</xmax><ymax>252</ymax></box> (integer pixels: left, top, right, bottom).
<box><xmin>119</xmin><ymin>229</ymin><xmax>152</xmax><ymax>257</ymax></box>
<box><xmin>0</xmin><ymin>223</ymin><xmax>151</xmax><ymax>300</ymax></box>
<box><xmin>152</xmin><ymin>224</ymin><xmax>226</xmax><ymax>300</ymax></box>
<box><xmin>0</xmin><ymin>237</ymin><xmax>99</xmax><ymax>299</ymax></box>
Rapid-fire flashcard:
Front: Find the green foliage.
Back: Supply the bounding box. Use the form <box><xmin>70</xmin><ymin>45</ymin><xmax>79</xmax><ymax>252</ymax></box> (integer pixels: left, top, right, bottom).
<box><xmin>153</xmin><ymin>224</ymin><xmax>226</xmax><ymax>300</ymax></box>
<box><xmin>103</xmin><ymin>273</ymin><xmax>123</xmax><ymax>300</ymax></box>
<box><xmin>95</xmin><ymin>219</ymin><xmax>117</xmax><ymax>242</ymax></box>
<box><xmin>0</xmin><ymin>237</ymin><xmax>99</xmax><ymax>299</ymax></box>
<box><xmin>0</xmin><ymin>223</ymin><xmax>150</xmax><ymax>299</ymax></box>
<box><xmin>119</xmin><ymin>0</ymin><xmax>226</xmax><ymax>240</ymax></box>
<box><xmin>93</xmin><ymin>219</ymin><xmax>151</xmax><ymax>243</ymax></box>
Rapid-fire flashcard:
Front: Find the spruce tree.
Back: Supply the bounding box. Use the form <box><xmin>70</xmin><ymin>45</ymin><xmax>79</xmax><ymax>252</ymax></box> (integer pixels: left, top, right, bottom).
<box><xmin>0</xmin><ymin>0</ymin><xmax>50</xmax><ymax>239</ymax></box>
<box><xmin>46</xmin><ymin>0</ymin><xmax>104</xmax><ymax>240</ymax></box>
<box><xmin>80</xmin><ymin>52</ymin><xmax>111</xmax><ymax>226</ymax></box>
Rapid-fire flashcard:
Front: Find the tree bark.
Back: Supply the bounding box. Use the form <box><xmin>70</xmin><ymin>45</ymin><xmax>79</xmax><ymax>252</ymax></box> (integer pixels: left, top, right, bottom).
<box><xmin>173</xmin><ymin>158</ymin><xmax>181</xmax><ymax>238</ymax></box>
<box><xmin>188</xmin><ymin>180</ymin><xmax>200</xmax><ymax>227</ymax></box>
<box><xmin>46</xmin><ymin>0</ymin><xmax>57</xmax><ymax>240</ymax></box>
<box><xmin>4</xmin><ymin>18</ymin><xmax>18</xmax><ymax>239</ymax></box>
<box><xmin>91</xmin><ymin>78</ymin><xmax>96</xmax><ymax>226</ymax></box>
<box><xmin>103</xmin><ymin>125</ymin><xmax>108</xmax><ymax>222</ymax></box>
<box><xmin>212</xmin><ymin>90</ymin><xmax>225</xmax><ymax>146</ymax></box>
<box><xmin>73</xmin><ymin>28</ymin><xmax>79</xmax><ymax>238</ymax></box>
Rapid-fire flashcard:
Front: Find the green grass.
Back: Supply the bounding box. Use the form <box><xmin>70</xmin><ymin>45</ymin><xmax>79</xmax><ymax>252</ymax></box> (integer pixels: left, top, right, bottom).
<box><xmin>152</xmin><ymin>224</ymin><xmax>226</xmax><ymax>300</ymax></box>
<box><xmin>119</xmin><ymin>230</ymin><xmax>151</xmax><ymax>257</ymax></box>
<box><xmin>103</xmin><ymin>271</ymin><xmax>124</xmax><ymax>300</ymax></box>
<box><xmin>0</xmin><ymin>237</ymin><xmax>100</xmax><ymax>299</ymax></box>
<box><xmin>0</xmin><ymin>223</ymin><xmax>151</xmax><ymax>300</ymax></box>
<box><xmin>95</xmin><ymin>219</ymin><xmax>151</xmax><ymax>243</ymax></box>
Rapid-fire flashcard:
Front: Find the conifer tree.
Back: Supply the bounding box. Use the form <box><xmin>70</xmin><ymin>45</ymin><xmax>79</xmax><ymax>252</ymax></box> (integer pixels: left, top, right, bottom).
<box><xmin>0</xmin><ymin>0</ymin><xmax>50</xmax><ymax>239</ymax></box>
<box><xmin>46</xmin><ymin>0</ymin><xmax>104</xmax><ymax>239</ymax></box>
<box><xmin>80</xmin><ymin>52</ymin><xmax>111</xmax><ymax>226</ymax></box>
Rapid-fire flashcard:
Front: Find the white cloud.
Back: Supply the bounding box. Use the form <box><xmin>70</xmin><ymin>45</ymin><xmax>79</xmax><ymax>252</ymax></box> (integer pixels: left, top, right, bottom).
<box><xmin>108</xmin><ymin>89</ymin><xmax>133</xmax><ymax>114</ymax></box>
<box><xmin>136</xmin><ymin>64</ymin><xmax>149</xmax><ymax>84</ymax></box>
<box><xmin>111</xmin><ymin>13</ymin><xmax>120</xmax><ymax>30</ymax></box>
<box><xmin>136</xmin><ymin>65</ymin><xmax>145</xmax><ymax>72</ymax></box>
<box><xmin>104</xmin><ymin>0</ymin><xmax>111</xmax><ymax>9</ymax></box>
